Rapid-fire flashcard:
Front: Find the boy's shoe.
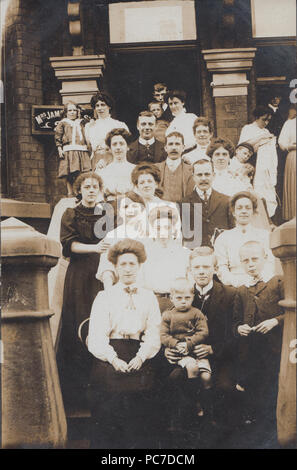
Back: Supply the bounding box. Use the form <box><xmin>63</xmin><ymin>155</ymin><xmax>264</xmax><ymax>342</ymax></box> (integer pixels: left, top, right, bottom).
<box><xmin>235</xmin><ymin>383</ymin><xmax>245</xmax><ymax>392</ymax></box>
<box><xmin>196</xmin><ymin>401</ymin><xmax>204</xmax><ymax>417</ymax></box>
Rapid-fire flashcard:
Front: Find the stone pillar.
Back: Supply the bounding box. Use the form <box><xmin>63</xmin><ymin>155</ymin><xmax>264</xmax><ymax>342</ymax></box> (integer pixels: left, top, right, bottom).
<box><xmin>49</xmin><ymin>55</ymin><xmax>106</xmax><ymax>106</ymax></box>
<box><xmin>202</xmin><ymin>48</ymin><xmax>256</xmax><ymax>143</ymax></box>
<box><xmin>270</xmin><ymin>217</ymin><xmax>296</xmax><ymax>447</ymax></box>
<box><xmin>1</xmin><ymin>217</ymin><xmax>67</xmax><ymax>449</ymax></box>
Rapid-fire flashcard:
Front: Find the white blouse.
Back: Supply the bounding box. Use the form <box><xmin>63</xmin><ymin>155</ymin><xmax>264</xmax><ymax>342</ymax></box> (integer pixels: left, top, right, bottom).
<box><xmin>88</xmin><ymin>283</ymin><xmax>161</xmax><ymax>364</ymax></box>
<box><xmin>85</xmin><ymin>117</ymin><xmax>129</xmax><ymax>153</ymax></box>
<box><xmin>165</xmin><ymin>111</ymin><xmax>198</xmax><ymax>149</ymax></box>
<box><xmin>278</xmin><ymin>118</ymin><xmax>296</xmax><ymax>151</ymax></box>
<box><xmin>96</xmin><ymin>160</ymin><xmax>135</xmax><ymax>196</ymax></box>
<box><xmin>214</xmin><ymin>225</ymin><xmax>276</xmax><ymax>287</ymax></box>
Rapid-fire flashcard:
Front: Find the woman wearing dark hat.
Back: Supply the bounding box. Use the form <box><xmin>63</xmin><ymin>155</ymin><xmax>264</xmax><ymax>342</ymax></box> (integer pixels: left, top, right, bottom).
<box><xmin>88</xmin><ymin>238</ymin><xmax>161</xmax><ymax>448</ymax></box>
<box><xmin>85</xmin><ymin>91</ymin><xmax>129</xmax><ymax>169</ymax></box>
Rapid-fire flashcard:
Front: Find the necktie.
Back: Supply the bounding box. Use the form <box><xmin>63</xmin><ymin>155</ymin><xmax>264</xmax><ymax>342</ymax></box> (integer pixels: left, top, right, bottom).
<box><xmin>202</xmin><ymin>191</ymin><xmax>208</xmax><ymax>201</ymax></box>
<box><xmin>124</xmin><ymin>286</ymin><xmax>137</xmax><ymax>310</ymax></box>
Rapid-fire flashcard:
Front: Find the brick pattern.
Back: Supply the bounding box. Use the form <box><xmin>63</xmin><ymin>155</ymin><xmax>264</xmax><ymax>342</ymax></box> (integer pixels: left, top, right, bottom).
<box><xmin>4</xmin><ymin>0</ymin><xmax>47</xmax><ymax>202</ymax></box>
<box><xmin>214</xmin><ymin>96</ymin><xmax>248</xmax><ymax>145</ymax></box>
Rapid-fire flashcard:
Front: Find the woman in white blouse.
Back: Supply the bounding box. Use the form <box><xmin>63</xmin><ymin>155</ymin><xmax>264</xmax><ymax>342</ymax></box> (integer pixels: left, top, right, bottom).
<box><xmin>95</xmin><ymin>128</ymin><xmax>135</xmax><ymax>200</ymax></box>
<box><xmin>214</xmin><ymin>191</ymin><xmax>277</xmax><ymax>287</ymax></box>
<box><xmin>88</xmin><ymin>239</ymin><xmax>161</xmax><ymax>448</ymax></box>
<box><xmin>165</xmin><ymin>90</ymin><xmax>198</xmax><ymax>150</ymax></box>
<box><xmin>85</xmin><ymin>92</ymin><xmax>129</xmax><ymax>169</ymax></box>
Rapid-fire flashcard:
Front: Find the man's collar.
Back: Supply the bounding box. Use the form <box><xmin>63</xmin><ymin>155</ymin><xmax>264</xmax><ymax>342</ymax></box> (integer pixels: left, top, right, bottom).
<box><xmin>195</xmin><ymin>187</ymin><xmax>212</xmax><ymax>199</ymax></box>
<box><xmin>166</xmin><ymin>157</ymin><xmax>182</xmax><ymax>170</ymax></box>
<box><xmin>195</xmin><ymin>280</ymin><xmax>213</xmax><ymax>296</ymax></box>
<box><xmin>268</xmin><ymin>103</ymin><xmax>278</xmax><ymax>112</ymax></box>
<box><xmin>139</xmin><ymin>137</ymin><xmax>155</xmax><ymax>146</ymax></box>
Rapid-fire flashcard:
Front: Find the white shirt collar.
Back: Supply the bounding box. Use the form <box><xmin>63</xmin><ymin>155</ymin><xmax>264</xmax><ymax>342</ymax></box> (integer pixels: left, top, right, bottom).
<box><xmin>139</xmin><ymin>137</ymin><xmax>155</xmax><ymax>146</ymax></box>
<box><xmin>195</xmin><ymin>280</ymin><xmax>213</xmax><ymax>296</ymax></box>
<box><xmin>162</xmin><ymin>103</ymin><xmax>168</xmax><ymax>111</ymax></box>
<box><xmin>195</xmin><ymin>187</ymin><xmax>212</xmax><ymax>199</ymax></box>
<box><xmin>166</xmin><ymin>157</ymin><xmax>182</xmax><ymax>171</ymax></box>
<box><xmin>268</xmin><ymin>103</ymin><xmax>278</xmax><ymax>113</ymax></box>
<box><xmin>244</xmin><ymin>271</ymin><xmax>273</xmax><ymax>287</ymax></box>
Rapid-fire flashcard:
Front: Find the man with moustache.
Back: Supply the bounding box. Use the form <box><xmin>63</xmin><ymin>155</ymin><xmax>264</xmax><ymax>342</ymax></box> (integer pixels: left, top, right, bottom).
<box><xmin>127</xmin><ymin>111</ymin><xmax>166</xmax><ymax>164</ymax></box>
<box><xmin>155</xmin><ymin>132</ymin><xmax>195</xmax><ymax>203</ymax></box>
<box><xmin>181</xmin><ymin>159</ymin><xmax>233</xmax><ymax>248</ymax></box>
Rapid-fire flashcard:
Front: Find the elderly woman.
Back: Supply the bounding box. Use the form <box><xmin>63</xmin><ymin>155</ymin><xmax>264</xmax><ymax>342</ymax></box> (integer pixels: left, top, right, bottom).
<box><xmin>238</xmin><ymin>106</ymin><xmax>278</xmax><ymax>217</ymax></box>
<box><xmin>96</xmin><ymin>128</ymin><xmax>135</xmax><ymax>201</ymax></box>
<box><xmin>165</xmin><ymin>90</ymin><xmax>198</xmax><ymax>150</ymax></box>
<box><xmin>214</xmin><ymin>191</ymin><xmax>277</xmax><ymax>288</ymax></box>
<box><xmin>88</xmin><ymin>239</ymin><xmax>161</xmax><ymax>448</ymax></box>
<box><xmin>56</xmin><ymin>172</ymin><xmax>114</xmax><ymax>410</ymax></box>
<box><xmin>85</xmin><ymin>92</ymin><xmax>129</xmax><ymax>169</ymax></box>
<box><xmin>278</xmin><ymin>116</ymin><xmax>296</xmax><ymax>221</ymax></box>
<box><xmin>183</xmin><ymin>117</ymin><xmax>214</xmax><ymax>165</ymax></box>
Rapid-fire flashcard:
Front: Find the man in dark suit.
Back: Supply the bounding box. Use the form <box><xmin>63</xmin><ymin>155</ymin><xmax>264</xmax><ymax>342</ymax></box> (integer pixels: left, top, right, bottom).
<box><xmin>127</xmin><ymin>111</ymin><xmax>166</xmax><ymax>164</ymax></box>
<box><xmin>155</xmin><ymin>131</ymin><xmax>195</xmax><ymax>203</ymax></box>
<box><xmin>232</xmin><ymin>240</ymin><xmax>284</xmax><ymax>435</ymax></box>
<box><xmin>266</xmin><ymin>93</ymin><xmax>286</xmax><ymax>138</ymax></box>
<box><xmin>181</xmin><ymin>158</ymin><xmax>234</xmax><ymax>249</ymax></box>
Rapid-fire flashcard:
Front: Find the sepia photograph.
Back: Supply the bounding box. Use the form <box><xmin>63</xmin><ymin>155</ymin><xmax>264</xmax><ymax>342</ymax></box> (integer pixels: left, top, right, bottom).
<box><xmin>1</xmin><ymin>0</ymin><xmax>296</xmax><ymax>454</ymax></box>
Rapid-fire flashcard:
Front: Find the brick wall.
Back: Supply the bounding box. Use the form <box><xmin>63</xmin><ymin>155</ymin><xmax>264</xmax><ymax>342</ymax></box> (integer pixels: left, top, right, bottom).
<box><xmin>214</xmin><ymin>95</ymin><xmax>248</xmax><ymax>144</ymax></box>
<box><xmin>4</xmin><ymin>0</ymin><xmax>47</xmax><ymax>202</ymax></box>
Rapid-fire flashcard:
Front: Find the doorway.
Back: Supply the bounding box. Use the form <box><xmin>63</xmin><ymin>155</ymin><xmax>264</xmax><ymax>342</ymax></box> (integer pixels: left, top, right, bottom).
<box><xmin>107</xmin><ymin>47</ymin><xmax>201</xmax><ymax>137</ymax></box>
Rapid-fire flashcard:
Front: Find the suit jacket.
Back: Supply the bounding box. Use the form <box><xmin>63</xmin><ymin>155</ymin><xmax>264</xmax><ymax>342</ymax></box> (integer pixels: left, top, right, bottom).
<box><xmin>192</xmin><ymin>281</ymin><xmax>237</xmax><ymax>366</ymax></box>
<box><xmin>232</xmin><ymin>275</ymin><xmax>284</xmax><ymax>356</ymax></box>
<box><xmin>267</xmin><ymin>108</ymin><xmax>286</xmax><ymax>137</ymax></box>
<box><xmin>155</xmin><ymin>160</ymin><xmax>195</xmax><ymax>201</ymax></box>
<box><xmin>127</xmin><ymin>138</ymin><xmax>166</xmax><ymax>164</ymax></box>
<box><xmin>161</xmin><ymin>105</ymin><xmax>173</xmax><ymax>123</ymax></box>
<box><xmin>181</xmin><ymin>189</ymin><xmax>234</xmax><ymax>248</ymax></box>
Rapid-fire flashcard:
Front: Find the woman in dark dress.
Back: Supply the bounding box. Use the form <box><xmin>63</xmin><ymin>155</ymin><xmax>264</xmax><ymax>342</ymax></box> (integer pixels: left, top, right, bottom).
<box><xmin>57</xmin><ymin>171</ymin><xmax>114</xmax><ymax>410</ymax></box>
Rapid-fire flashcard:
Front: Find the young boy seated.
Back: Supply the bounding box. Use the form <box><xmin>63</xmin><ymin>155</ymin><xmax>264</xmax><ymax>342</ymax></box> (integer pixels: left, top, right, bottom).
<box><xmin>229</xmin><ymin>142</ymin><xmax>254</xmax><ymax>174</ymax></box>
<box><xmin>161</xmin><ymin>278</ymin><xmax>212</xmax><ymax>421</ymax></box>
<box><xmin>232</xmin><ymin>240</ymin><xmax>284</xmax><ymax>428</ymax></box>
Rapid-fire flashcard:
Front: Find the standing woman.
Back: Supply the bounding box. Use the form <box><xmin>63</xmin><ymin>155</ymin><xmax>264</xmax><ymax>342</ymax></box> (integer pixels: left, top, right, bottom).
<box><xmin>95</xmin><ymin>128</ymin><xmax>135</xmax><ymax>200</ymax></box>
<box><xmin>238</xmin><ymin>106</ymin><xmax>278</xmax><ymax>217</ymax></box>
<box><xmin>165</xmin><ymin>90</ymin><xmax>198</xmax><ymax>150</ymax></box>
<box><xmin>57</xmin><ymin>172</ymin><xmax>113</xmax><ymax>410</ymax></box>
<box><xmin>85</xmin><ymin>92</ymin><xmax>129</xmax><ymax>169</ymax></box>
<box><xmin>278</xmin><ymin>116</ymin><xmax>296</xmax><ymax>221</ymax></box>
<box><xmin>55</xmin><ymin>102</ymin><xmax>92</xmax><ymax>197</ymax></box>
<box><xmin>88</xmin><ymin>239</ymin><xmax>161</xmax><ymax>448</ymax></box>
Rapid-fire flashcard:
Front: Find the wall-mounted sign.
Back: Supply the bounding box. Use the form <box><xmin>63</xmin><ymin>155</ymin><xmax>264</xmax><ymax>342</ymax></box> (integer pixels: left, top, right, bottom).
<box><xmin>32</xmin><ymin>105</ymin><xmax>64</xmax><ymax>135</ymax></box>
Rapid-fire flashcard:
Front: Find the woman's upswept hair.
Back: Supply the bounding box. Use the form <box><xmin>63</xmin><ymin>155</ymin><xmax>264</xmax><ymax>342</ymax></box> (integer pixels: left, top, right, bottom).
<box><xmin>105</xmin><ymin>128</ymin><xmax>132</xmax><ymax>148</ymax></box>
<box><xmin>206</xmin><ymin>136</ymin><xmax>235</xmax><ymax>158</ymax></box>
<box><xmin>108</xmin><ymin>238</ymin><xmax>147</xmax><ymax>266</ymax></box>
<box><xmin>90</xmin><ymin>92</ymin><xmax>114</xmax><ymax>111</ymax></box>
<box><xmin>131</xmin><ymin>163</ymin><xmax>161</xmax><ymax>186</ymax></box>
<box><xmin>73</xmin><ymin>172</ymin><xmax>103</xmax><ymax>201</ymax></box>
<box><xmin>252</xmin><ymin>105</ymin><xmax>273</xmax><ymax>119</ymax></box>
<box><xmin>230</xmin><ymin>190</ymin><xmax>258</xmax><ymax>213</ymax></box>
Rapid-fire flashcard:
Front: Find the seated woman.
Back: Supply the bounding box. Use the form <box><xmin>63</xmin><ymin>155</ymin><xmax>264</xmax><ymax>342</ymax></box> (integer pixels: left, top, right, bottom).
<box><xmin>85</xmin><ymin>92</ymin><xmax>129</xmax><ymax>169</ymax></box>
<box><xmin>214</xmin><ymin>191</ymin><xmax>278</xmax><ymax>288</ymax></box>
<box><xmin>183</xmin><ymin>117</ymin><xmax>214</xmax><ymax>165</ymax></box>
<box><xmin>278</xmin><ymin>116</ymin><xmax>296</xmax><ymax>222</ymax></box>
<box><xmin>165</xmin><ymin>90</ymin><xmax>198</xmax><ymax>150</ymax></box>
<box><xmin>238</xmin><ymin>106</ymin><xmax>278</xmax><ymax>217</ymax></box>
<box><xmin>87</xmin><ymin>239</ymin><xmax>161</xmax><ymax>448</ymax></box>
<box><xmin>96</xmin><ymin>128</ymin><xmax>135</xmax><ymax>201</ymax></box>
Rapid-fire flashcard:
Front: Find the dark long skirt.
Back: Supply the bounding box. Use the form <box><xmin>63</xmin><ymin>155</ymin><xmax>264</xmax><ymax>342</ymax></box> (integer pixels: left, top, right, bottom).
<box><xmin>57</xmin><ymin>252</ymin><xmax>103</xmax><ymax>410</ymax></box>
<box><xmin>88</xmin><ymin>339</ymin><xmax>158</xmax><ymax>448</ymax></box>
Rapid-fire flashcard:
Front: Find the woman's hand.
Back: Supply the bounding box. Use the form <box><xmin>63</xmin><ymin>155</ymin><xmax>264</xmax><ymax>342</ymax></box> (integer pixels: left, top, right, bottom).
<box><xmin>127</xmin><ymin>356</ymin><xmax>143</xmax><ymax>372</ymax></box>
<box><xmin>112</xmin><ymin>357</ymin><xmax>128</xmax><ymax>373</ymax></box>
<box><xmin>96</xmin><ymin>239</ymin><xmax>112</xmax><ymax>254</ymax></box>
<box><xmin>253</xmin><ymin>318</ymin><xmax>278</xmax><ymax>335</ymax></box>
<box><xmin>58</xmin><ymin>147</ymin><xmax>64</xmax><ymax>159</ymax></box>
<box><xmin>238</xmin><ymin>324</ymin><xmax>253</xmax><ymax>336</ymax></box>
